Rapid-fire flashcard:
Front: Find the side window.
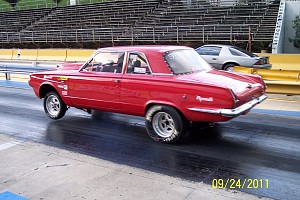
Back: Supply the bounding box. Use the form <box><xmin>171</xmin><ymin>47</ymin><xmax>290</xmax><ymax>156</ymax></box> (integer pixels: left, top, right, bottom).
<box><xmin>126</xmin><ymin>52</ymin><xmax>151</xmax><ymax>75</ymax></box>
<box><xmin>83</xmin><ymin>52</ymin><xmax>125</xmax><ymax>73</ymax></box>
<box><xmin>205</xmin><ymin>47</ymin><xmax>221</xmax><ymax>56</ymax></box>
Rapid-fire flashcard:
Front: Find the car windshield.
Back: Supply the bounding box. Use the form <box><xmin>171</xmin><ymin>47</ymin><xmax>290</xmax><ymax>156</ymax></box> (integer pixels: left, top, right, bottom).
<box><xmin>164</xmin><ymin>49</ymin><xmax>211</xmax><ymax>75</ymax></box>
<box><xmin>230</xmin><ymin>46</ymin><xmax>257</xmax><ymax>57</ymax></box>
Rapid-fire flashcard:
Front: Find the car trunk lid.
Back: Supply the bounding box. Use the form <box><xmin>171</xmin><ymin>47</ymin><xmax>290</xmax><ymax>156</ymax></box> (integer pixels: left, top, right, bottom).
<box><xmin>177</xmin><ymin>70</ymin><xmax>265</xmax><ymax>107</ymax></box>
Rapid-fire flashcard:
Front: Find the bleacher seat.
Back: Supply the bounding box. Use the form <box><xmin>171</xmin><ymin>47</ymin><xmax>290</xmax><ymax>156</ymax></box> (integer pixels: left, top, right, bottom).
<box><xmin>0</xmin><ymin>0</ymin><xmax>280</xmax><ymax>47</ymax></box>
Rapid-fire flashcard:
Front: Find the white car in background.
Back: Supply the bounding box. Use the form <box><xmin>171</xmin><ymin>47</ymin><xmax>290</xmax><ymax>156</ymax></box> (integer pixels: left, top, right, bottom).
<box><xmin>195</xmin><ymin>44</ymin><xmax>272</xmax><ymax>71</ymax></box>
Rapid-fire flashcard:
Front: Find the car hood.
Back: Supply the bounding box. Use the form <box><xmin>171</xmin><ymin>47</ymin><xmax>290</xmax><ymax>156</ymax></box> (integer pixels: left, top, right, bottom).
<box><xmin>57</xmin><ymin>62</ymin><xmax>84</xmax><ymax>70</ymax></box>
<box><xmin>176</xmin><ymin>69</ymin><xmax>262</xmax><ymax>95</ymax></box>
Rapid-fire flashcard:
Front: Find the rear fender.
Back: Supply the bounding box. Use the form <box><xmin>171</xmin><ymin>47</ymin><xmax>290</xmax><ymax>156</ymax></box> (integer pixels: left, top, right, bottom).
<box><xmin>144</xmin><ymin>100</ymin><xmax>186</xmax><ymax>119</ymax></box>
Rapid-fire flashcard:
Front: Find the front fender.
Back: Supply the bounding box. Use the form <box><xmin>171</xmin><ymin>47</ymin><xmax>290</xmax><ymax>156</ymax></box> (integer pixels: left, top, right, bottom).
<box><xmin>39</xmin><ymin>81</ymin><xmax>58</xmax><ymax>98</ymax></box>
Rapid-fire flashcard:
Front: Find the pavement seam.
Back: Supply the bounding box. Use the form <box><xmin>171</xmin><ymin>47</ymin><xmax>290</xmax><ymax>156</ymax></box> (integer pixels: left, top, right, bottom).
<box><xmin>182</xmin><ymin>187</ymin><xmax>197</xmax><ymax>200</ymax></box>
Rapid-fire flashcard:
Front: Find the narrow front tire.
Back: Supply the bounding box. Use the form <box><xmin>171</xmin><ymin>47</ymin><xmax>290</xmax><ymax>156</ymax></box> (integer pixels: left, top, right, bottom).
<box><xmin>43</xmin><ymin>91</ymin><xmax>67</xmax><ymax>119</ymax></box>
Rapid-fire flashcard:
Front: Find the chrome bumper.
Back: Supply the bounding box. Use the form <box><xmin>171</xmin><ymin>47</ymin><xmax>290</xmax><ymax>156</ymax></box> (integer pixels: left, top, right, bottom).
<box><xmin>188</xmin><ymin>94</ymin><xmax>267</xmax><ymax>117</ymax></box>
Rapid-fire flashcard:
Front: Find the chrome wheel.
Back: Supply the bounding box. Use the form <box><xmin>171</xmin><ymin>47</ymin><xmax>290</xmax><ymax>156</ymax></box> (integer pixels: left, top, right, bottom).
<box><xmin>145</xmin><ymin>105</ymin><xmax>188</xmax><ymax>143</ymax></box>
<box><xmin>224</xmin><ymin>63</ymin><xmax>236</xmax><ymax>72</ymax></box>
<box><xmin>226</xmin><ymin>66</ymin><xmax>234</xmax><ymax>72</ymax></box>
<box><xmin>46</xmin><ymin>94</ymin><xmax>61</xmax><ymax>117</ymax></box>
<box><xmin>43</xmin><ymin>91</ymin><xmax>67</xmax><ymax>119</ymax></box>
<box><xmin>152</xmin><ymin>112</ymin><xmax>175</xmax><ymax>138</ymax></box>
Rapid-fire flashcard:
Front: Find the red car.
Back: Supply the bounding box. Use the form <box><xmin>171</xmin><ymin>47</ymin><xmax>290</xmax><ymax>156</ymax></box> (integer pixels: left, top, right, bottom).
<box><xmin>29</xmin><ymin>45</ymin><xmax>267</xmax><ymax>143</ymax></box>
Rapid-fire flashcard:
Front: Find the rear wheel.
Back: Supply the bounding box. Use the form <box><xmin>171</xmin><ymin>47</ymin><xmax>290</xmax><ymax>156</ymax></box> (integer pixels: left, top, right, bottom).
<box><xmin>145</xmin><ymin>105</ymin><xmax>188</xmax><ymax>143</ymax></box>
<box><xmin>223</xmin><ymin>63</ymin><xmax>236</xmax><ymax>71</ymax></box>
<box><xmin>44</xmin><ymin>91</ymin><xmax>67</xmax><ymax>119</ymax></box>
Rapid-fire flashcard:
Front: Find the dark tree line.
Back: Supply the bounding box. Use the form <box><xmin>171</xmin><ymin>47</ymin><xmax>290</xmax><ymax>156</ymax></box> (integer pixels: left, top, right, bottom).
<box><xmin>4</xmin><ymin>0</ymin><xmax>63</xmax><ymax>8</ymax></box>
<box><xmin>3</xmin><ymin>0</ymin><xmax>20</xmax><ymax>8</ymax></box>
<box><xmin>291</xmin><ymin>14</ymin><xmax>300</xmax><ymax>48</ymax></box>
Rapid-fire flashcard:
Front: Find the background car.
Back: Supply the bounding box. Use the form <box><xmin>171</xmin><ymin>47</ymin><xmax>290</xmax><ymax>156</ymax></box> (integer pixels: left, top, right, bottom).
<box><xmin>195</xmin><ymin>44</ymin><xmax>272</xmax><ymax>71</ymax></box>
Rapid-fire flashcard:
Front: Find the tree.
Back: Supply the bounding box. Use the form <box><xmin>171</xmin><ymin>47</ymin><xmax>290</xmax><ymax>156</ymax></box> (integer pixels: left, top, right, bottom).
<box><xmin>289</xmin><ymin>14</ymin><xmax>300</xmax><ymax>48</ymax></box>
<box><xmin>3</xmin><ymin>0</ymin><xmax>20</xmax><ymax>8</ymax></box>
<box><xmin>53</xmin><ymin>0</ymin><xmax>64</xmax><ymax>5</ymax></box>
<box><xmin>53</xmin><ymin>0</ymin><xmax>64</xmax><ymax>7</ymax></box>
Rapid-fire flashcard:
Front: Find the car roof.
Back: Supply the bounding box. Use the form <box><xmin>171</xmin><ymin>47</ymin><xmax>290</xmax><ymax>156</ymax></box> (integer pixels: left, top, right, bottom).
<box><xmin>199</xmin><ymin>44</ymin><xmax>234</xmax><ymax>48</ymax></box>
<box><xmin>96</xmin><ymin>45</ymin><xmax>193</xmax><ymax>74</ymax></box>
<box><xmin>98</xmin><ymin>45</ymin><xmax>192</xmax><ymax>53</ymax></box>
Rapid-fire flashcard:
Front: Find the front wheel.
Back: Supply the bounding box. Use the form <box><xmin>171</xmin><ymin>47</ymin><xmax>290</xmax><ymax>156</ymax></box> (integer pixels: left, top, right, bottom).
<box><xmin>145</xmin><ymin>105</ymin><xmax>188</xmax><ymax>143</ymax></box>
<box><xmin>43</xmin><ymin>91</ymin><xmax>67</xmax><ymax>119</ymax></box>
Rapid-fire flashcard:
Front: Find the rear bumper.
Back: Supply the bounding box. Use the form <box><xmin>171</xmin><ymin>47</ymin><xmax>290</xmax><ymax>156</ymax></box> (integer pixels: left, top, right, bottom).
<box><xmin>252</xmin><ymin>64</ymin><xmax>272</xmax><ymax>69</ymax></box>
<box><xmin>188</xmin><ymin>94</ymin><xmax>267</xmax><ymax>117</ymax></box>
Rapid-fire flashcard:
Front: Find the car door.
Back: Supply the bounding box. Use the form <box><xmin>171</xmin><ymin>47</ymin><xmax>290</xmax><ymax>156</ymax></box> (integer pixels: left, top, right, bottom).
<box><xmin>67</xmin><ymin>51</ymin><xmax>125</xmax><ymax>112</ymax></box>
<box><xmin>120</xmin><ymin>52</ymin><xmax>153</xmax><ymax>116</ymax></box>
<box><xmin>196</xmin><ymin>46</ymin><xmax>222</xmax><ymax>69</ymax></box>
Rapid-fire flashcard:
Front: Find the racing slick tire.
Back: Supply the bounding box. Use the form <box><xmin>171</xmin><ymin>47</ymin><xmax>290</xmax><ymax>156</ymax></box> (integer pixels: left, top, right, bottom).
<box><xmin>145</xmin><ymin>105</ymin><xmax>188</xmax><ymax>143</ymax></box>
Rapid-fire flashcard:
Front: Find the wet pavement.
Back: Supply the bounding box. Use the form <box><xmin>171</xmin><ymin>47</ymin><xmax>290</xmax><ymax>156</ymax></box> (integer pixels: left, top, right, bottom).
<box><xmin>0</xmin><ymin>86</ymin><xmax>300</xmax><ymax>200</ymax></box>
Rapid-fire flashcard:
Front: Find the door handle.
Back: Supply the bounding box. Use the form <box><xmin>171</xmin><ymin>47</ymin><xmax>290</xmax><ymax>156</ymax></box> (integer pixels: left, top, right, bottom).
<box><xmin>212</xmin><ymin>58</ymin><xmax>217</xmax><ymax>60</ymax></box>
<box><xmin>114</xmin><ymin>79</ymin><xmax>120</xmax><ymax>83</ymax></box>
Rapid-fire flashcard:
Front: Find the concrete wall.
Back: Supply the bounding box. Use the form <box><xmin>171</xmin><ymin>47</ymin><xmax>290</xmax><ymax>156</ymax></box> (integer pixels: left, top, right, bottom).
<box><xmin>284</xmin><ymin>1</ymin><xmax>300</xmax><ymax>53</ymax></box>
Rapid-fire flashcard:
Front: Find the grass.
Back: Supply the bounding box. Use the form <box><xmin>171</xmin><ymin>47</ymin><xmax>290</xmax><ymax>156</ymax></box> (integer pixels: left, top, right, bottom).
<box><xmin>0</xmin><ymin>0</ymin><xmax>113</xmax><ymax>11</ymax></box>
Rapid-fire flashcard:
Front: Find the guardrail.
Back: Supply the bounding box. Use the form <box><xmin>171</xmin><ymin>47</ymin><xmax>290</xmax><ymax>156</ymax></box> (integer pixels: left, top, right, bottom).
<box><xmin>2</xmin><ymin>50</ymin><xmax>299</xmax><ymax>71</ymax></box>
<box><xmin>0</xmin><ymin>61</ymin><xmax>57</xmax><ymax>80</ymax></box>
<box><xmin>0</xmin><ymin>49</ymin><xmax>94</xmax><ymax>62</ymax></box>
<box><xmin>1</xmin><ymin>52</ymin><xmax>300</xmax><ymax>96</ymax></box>
<box><xmin>234</xmin><ymin>66</ymin><xmax>300</xmax><ymax>95</ymax></box>
<box><xmin>257</xmin><ymin>53</ymin><xmax>300</xmax><ymax>71</ymax></box>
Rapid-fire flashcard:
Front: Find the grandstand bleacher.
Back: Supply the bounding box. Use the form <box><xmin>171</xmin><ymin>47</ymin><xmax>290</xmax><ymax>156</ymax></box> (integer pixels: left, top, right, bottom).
<box><xmin>0</xmin><ymin>0</ymin><xmax>280</xmax><ymax>49</ymax></box>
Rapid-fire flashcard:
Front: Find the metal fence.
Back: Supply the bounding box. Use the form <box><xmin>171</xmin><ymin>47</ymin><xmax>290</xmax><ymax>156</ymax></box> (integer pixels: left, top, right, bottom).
<box><xmin>0</xmin><ymin>24</ymin><xmax>254</xmax><ymax>44</ymax></box>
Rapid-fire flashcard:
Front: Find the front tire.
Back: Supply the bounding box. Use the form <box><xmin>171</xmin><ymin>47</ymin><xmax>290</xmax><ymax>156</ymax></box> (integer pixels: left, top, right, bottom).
<box><xmin>44</xmin><ymin>91</ymin><xmax>67</xmax><ymax>119</ymax></box>
<box><xmin>145</xmin><ymin>105</ymin><xmax>188</xmax><ymax>143</ymax></box>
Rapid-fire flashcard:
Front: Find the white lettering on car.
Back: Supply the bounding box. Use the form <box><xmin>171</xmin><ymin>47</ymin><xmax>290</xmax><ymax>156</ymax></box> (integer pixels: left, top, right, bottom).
<box><xmin>44</xmin><ymin>75</ymin><xmax>52</xmax><ymax>79</ymax></box>
<box><xmin>196</xmin><ymin>96</ymin><xmax>214</xmax><ymax>102</ymax></box>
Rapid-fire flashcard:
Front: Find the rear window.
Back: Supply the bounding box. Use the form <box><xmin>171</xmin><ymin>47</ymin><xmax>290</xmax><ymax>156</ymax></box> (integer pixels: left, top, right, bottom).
<box><xmin>164</xmin><ymin>49</ymin><xmax>211</xmax><ymax>75</ymax></box>
<box><xmin>229</xmin><ymin>47</ymin><xmax>257</xmax><ymax>57</ymax></box>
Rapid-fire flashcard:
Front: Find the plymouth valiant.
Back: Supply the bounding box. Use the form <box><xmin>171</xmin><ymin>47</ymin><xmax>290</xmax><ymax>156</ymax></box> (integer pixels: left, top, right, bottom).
<box><xmin>29</xmin><ymin>45</ymin><xmax>267</xmax><ymax>143</ymax></box>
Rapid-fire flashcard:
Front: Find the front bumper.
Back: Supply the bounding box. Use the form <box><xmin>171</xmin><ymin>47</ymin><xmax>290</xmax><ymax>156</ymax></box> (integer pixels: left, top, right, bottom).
<box><xmin>188</xmin><ymin>94</ymin><xmax>267</xmax><ymax>117</ymax></box>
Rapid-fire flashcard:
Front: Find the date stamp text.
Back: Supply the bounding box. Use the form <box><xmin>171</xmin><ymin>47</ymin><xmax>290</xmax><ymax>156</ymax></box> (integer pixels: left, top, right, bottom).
<box><xmin>212</xmin><ymin>178</ymin><xmax>269</xmax><ymax>189</ymax></box>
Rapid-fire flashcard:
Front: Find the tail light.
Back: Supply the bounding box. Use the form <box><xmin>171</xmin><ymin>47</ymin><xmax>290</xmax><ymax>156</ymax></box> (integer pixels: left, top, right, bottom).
<box><xmin>254</xmin><ymin>59</ymin><xmax>263</xmax><ymax>65</ymax></box>
<box><xmin>229</xmin><ymin>89</ymin><xmax>240</xmax><ymax>108</ymax></box>
<box><xmin>259</xmin><ymin>76</ymin><xmax>267</xmax><ymax>91</ymax></box>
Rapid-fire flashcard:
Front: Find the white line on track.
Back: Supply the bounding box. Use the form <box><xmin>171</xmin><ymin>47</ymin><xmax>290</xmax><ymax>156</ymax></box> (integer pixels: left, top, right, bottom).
<box><xmin>0</xmin><ymin>140</ymin><xmax>24</xmax><ymax>151</ymax></box>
